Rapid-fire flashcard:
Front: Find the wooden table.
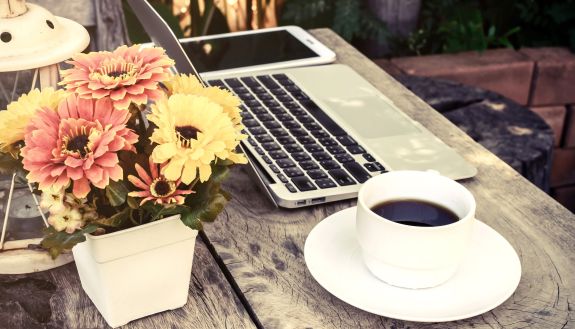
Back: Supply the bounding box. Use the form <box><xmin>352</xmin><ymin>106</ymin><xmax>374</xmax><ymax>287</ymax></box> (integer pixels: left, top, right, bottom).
<box><xmin>2</xmin><ymin>29</ymin><xmax>574</xmax><ymax>329</ymax></box>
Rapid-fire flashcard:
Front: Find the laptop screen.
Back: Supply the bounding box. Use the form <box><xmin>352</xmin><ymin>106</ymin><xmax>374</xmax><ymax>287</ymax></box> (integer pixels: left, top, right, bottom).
<box><xmin>180</xmin><ymin>30</ymin><xmax>319</xmax><ymax>73</ymax></box>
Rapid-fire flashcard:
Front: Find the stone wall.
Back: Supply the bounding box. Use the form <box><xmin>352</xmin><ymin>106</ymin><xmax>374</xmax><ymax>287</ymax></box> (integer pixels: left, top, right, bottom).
<box><xmin>375</xmin><ymin>48</ymin><xmax>575</xmax><ymax>212</ymax></box>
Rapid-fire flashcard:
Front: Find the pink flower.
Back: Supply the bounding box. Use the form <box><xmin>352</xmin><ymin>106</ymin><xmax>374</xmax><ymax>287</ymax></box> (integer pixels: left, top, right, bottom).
<box><xmin>60</xmin><ymin>45</ymin><xmax>174</xmax><ymax>109</ymax></box>
<box><xmin>21</xmin><ymin>94</ymin><xmax>138</xmax><ymax>198</ymax></box>
<box><xmin>128</xmin><ymin>157</ymin><xmax>193</xmax><ymax>206</ymax></box>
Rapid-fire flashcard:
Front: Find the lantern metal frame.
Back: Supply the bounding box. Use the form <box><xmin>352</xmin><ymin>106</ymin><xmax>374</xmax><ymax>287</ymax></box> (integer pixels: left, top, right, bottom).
<box><xmin>0</xmin><ymin>0</ymin><xmax>90</xmax><ymax>273</ymax></box>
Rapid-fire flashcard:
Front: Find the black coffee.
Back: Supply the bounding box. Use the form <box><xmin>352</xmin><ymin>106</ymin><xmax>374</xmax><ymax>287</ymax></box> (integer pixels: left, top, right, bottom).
<box><xmin>370</xmin><ymin>199</ymin><xmax>459</xmax><ymax>227</ymax></box>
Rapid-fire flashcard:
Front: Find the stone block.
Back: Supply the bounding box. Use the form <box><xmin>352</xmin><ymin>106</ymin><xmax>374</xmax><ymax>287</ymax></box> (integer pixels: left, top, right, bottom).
<box><xmin>372</xmin><ymin>59</ymin><xmax>404</xmax><ymax>77</ymax></box>
<box><xmin>391</xmin><ymin>49</ymin><xmax>534</xmax><ymax>105</ymax></box>
<box><xmin>520</xmin><ymin>47</ymin><xmax>575</xmax><ymax>106</ymax></box>
<box><xmin>529</xmin><ymin>106</ymin><xmax>567</xmax><ymax>146</ymax></box>
<box><xmin>551</xmin><ymin>148</ymin><xmax>575</xmax><ymax>187</ymax></box>
<box><xmin>551</xmin><ymin>185</ymin><xmax>575</xmax><ymax>213</ymax></box>
<box><xmin>563</xmin><ymin>105</ymin><xmax>575</xmax><ymax>147</ymax></box>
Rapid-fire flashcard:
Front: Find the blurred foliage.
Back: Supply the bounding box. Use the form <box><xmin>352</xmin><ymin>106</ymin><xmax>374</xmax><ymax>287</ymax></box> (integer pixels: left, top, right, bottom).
<box><xmin>395</xmin><ymin>0</ymin><xmax>575</xmax><ymax>56</ymax></box>
<box><xmin>279</xmin><ymin>0</ymin><xmax>389</xmax><ymax>43</ymax></box>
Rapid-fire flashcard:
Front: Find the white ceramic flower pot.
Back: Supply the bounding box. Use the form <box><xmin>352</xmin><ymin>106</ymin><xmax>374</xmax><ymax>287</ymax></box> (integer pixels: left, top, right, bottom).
<box><xmin>72</xmin><ymin>215</ymin><xmax>198</xmax><ymax>328</ymax></box>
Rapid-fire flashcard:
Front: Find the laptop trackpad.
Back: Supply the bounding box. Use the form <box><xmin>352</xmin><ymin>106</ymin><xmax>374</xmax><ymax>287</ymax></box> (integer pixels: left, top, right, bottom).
<box><xmin>322</xmin><ymin>96</ymin><xmax>421</xmax><ymax>139</ymax></box>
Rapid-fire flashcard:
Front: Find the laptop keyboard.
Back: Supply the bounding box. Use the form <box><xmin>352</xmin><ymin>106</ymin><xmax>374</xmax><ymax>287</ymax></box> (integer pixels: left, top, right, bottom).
<box><xmin>207</xmin><ymin>74</ymin><xmax>387</xmax><ymax>193</ymax></box>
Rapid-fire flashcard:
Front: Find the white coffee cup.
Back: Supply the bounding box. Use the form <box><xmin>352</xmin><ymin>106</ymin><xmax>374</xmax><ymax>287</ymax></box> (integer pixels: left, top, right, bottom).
<box><xmin>355</xmin><ymin>170</ymin><xmax>476</xmax><ymax>289</ymax></box>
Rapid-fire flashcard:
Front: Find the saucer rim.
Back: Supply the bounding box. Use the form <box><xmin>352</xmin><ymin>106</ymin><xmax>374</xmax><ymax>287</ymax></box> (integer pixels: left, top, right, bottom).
<box><xmin>304</xmin><ymin>206</ymin><xmax>522</xmax><ymax>323</ymax></box>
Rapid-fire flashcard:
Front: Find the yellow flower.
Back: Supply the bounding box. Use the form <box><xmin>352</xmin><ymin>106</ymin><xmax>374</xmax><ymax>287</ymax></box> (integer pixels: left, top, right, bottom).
<box><xmin>148</xmin><ymin>94</ymin><xmax>247</xmax><ymax>184</ymax></box>
<box><xmin>0</xmin><ymin>88</ymin><xmax>67</xmax><ymax>157</ymax></box>
<box><xmin>164</xmin><ymin>74</ymin><xmax>244</xmax><ymax>131</ymax></box>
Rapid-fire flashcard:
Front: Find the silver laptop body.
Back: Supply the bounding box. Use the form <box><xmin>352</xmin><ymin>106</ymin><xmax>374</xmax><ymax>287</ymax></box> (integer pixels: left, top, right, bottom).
<box><xmin>127</xmin><ymin>0</ymin><xmax>477</xmax><ymax>208</ymax></box>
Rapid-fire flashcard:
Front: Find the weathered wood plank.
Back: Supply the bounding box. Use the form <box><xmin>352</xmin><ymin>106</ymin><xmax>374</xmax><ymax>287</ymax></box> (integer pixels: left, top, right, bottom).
<box><xmin>0</xmin><ymin>240</ymin><xmax>257</xmax><ymax>329</ymax></box>
<box><xmin>201</xmin><ymin>29</ymin><xmax>575</xmax><ymax>328</ymax></box>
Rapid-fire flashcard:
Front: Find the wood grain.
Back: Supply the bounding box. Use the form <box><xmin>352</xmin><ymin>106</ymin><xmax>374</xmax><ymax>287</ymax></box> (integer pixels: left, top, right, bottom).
<box><xmin>0</xmin><ymin>240</ymin><xmax>256</xmax><ymax>329</ymax></box>
<box><xmin>200</xmin><ymin>29</ymin><xmax>575</xmax><ymax>328</ymax></box>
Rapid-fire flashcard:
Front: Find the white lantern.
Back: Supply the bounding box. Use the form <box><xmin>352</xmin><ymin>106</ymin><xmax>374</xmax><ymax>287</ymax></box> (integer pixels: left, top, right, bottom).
<box><xmin>0</xmin><ymin>0</ymin><xmax>89</xmax><ymax>273</ymax></box>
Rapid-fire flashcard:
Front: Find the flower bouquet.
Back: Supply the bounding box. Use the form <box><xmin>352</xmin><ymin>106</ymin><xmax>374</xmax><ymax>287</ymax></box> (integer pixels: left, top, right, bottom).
<box><xmin>0</xmin><ymin>44</ymin><xmax>247</xmax><ymax>326</ymax></box>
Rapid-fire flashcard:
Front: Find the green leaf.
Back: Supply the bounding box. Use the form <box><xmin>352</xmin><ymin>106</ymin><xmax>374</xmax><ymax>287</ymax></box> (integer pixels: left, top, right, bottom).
<box><xmin>127</xmin><ymin>196</ymin><xmax>139</xmax><ymax>209</ymax></box>
<box><xmin>181</xmin><ymin>210</ymin><xmax>203</xmax><ymax>230</ymax></box>
<box><xmin>106</xmin><ymin>180</ymin><xmax>128</xmax><ymax>207</ymax></box>
<box><xmin>199</xmin><ymin>192</ymin><xmax>228</xmax><ymax>222</ymax></box>
<box><xmin>95</xmin><ymin>208</ymin><xmax>130</xmax><ymax>227</ymax></box>
<box><xmin>41</xmin><ymin>224</ymin><xmax>98</xmax><ymax>259</ymax></box>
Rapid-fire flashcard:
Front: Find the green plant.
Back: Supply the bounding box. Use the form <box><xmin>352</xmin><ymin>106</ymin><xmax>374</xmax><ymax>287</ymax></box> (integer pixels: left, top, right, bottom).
<box><xmin>400</xmin><ymin>0</ymin><xmax>520</xmax><ymax>55</ymax></box>
<box><xmin>280</xmin><ymin>0</ymin><xmax>388</xmax><ymax>43</ymax></box>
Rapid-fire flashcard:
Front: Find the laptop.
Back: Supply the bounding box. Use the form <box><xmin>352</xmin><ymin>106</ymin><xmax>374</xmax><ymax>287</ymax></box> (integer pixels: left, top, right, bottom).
<box><xmin>126</xmin><ymin>0</ymin><xmax>477</xmax><ymax>208</ymax></box>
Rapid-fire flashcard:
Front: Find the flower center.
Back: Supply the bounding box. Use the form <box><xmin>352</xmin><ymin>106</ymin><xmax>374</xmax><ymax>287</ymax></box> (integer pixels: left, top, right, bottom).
<box><xmin>175</xmin><ymin>125</ymin><xmax>201</xmax><ymax>148</ymax></box>
<box><xmin>98</xmin><ymin>62</ymin><xmax>136</xmax><ymax>80</ymax></box>
<box><xmin>61</xmin><ymin>125</ymin><xmax>93</xmax><ymax>158</ymax></box>
<box><xmin>150</xmin><ymin>177</ymin><xmax>176</xmax><ymax>198</ymax></box>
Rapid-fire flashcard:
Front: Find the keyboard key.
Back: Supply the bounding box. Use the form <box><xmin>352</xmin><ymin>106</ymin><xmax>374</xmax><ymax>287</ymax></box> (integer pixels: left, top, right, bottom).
<box><xmin>292</xmin><ymin>152</ymin><xmax>311</xmax><ymax>162</ymax></box>
<box><xmin>334</xmin><ymin>153</ymin><xmax>354</xmax><ymax>163</ymax></box>
<box><xmin>277</xmin><ymin>158</ymin><xmax>296</xmax><ymax>168</ymax></box>
<box><xmin>289</xmin><ymin>128</ymin><xmax>308</xmax><ymax>137</ymax></box>
<box><xmin>224</xmin><ymin>78</ymin><xmax>242</xmax><ymax>87</ymax></box>
<box><xmin>328</xmin><ymin>169</ymin><xmax>356</xmax><ymax>186</ymax></box>
<box><xmin>257</xmin><ymin>75</ymin><xmax>280</xmax><ymax>89</ymax></box>
<box><xmin>283</xmin><ymin>102</ymin><xmax>300</xmax><ymax>110</ymax></box>
<box><xmin>276</xmin><ymin>136</ymin><xmax>295</xmax><ymax>145</ymax></box>
<box><xmin>308</xmin><ymin>169</ymin><xmax>327</xmax><ymax>179</ymax></box>
<box><xmin>312</xmin><ymin>152</ymin><xmax>332</xmax><ymax>161</ymax></box>
<box><xmin>276</xmin><ymin>95</ymin><xmax>293</xmax><ymax>103</ymax></box>
<box><xmin>208</xmin><ymin>79</ymin><xmax>225</xmax><ymax>87</ymax></box>
<box><xmin>254</xmin><ymin>146</ymin><xmax>264</xmax><ymax>155</ymax></box>
<box><xmin>347</xmin><ymin>145</ymin><xmax>366</xmax><ymax>154</ymax></box>
<box><xmin>269</xmin><ymin>164</ymin><xmax>280</xmax><ymax>173</ymax></box>
<box><xmin>315</xmin><ymin>178</ymin><xmax>337</xmax><ymax>189</ymax></box>
<box><xmin>248</xmin><ymin>126</ymin><xmax>266</xmax><ymax>135</ymax></box>
<box><xmin>300</xmin><ymin>160</ymin><xmax>319</xmax><ymax>170</ymax></box>
<box><xmin>296</xmin><ymin>115</ymin><xmax>314</xmax><ymax>123</ymax></box>
<box><xmin>269</xmin><ymin>150</ymin><xmax>288</xmax><ymax>160</ymax></box>
<box><xmin>271</xmin><ymin>89</ymin><xmax>287</xmax><ymax>96</ymax></box>
<box><xmin>319</xmin><ymin>137</ymin><xmax>338</xmax><ymax>146</ymax></box>
<box><xmin>257</xmin><ymin>93</ymin><xmax>274</xmax><ymax>101</ymax></box>
<box><xmin>255</xmin><ymin>113</ymin><xmax>275</xmax><ymax>122</ymax></box>
<box><xmin>337</xmin><ymin>135</ymin><xmax>357</xmax><ymax>146</ymax></box>
<box><xmin>269</xmin><ymin>128</ymin><xmax>289</xmax><ymax>137</ymax></box>
<box><xmin>263</xmin><ymin>121</ymin><xmax>282</xmax><ymax>129</ymax></box>
<box><xmin>277</xmin><ymin>173</ymin><xmax>288</xmax><ymax>183</ymax></box>
<box><xmin>285</xmin><ymin>85</ymin><xmax>301</xmax><ymax>93</ymax></box>
<box><xmin>283</xmin><ymin>167</ymin><xmax>304</xmax><ymax>177</ymax></box>
<box><xmin>263</xmin><ymin>100</ymin><xmax>280</xmax><ymax>107</ymax></box>
<box><xmin>311</xmin><ymin>130</ymin><xmax>330</xmax><ymax>138</ymax></box>
<box><xmin>262</xmin><ymin>155</ymin><xmax>272</xmax><ymax>164</ymax></box>
<box><xmin>238</xmin><ymin>93</ymin><xmax>255</xmax><ymax>101</ymax></box>
<box><xmin>304</xmin><ymin>144</ymin><xmax>324</xmax><ymax>153</ymax></box>
<box><xmin>288</xmin><ymin>107</ymin><xmax>307</xmax><ymax>116</ymax></box>
<box><xmin>363</xmin><ymin>153</ymin><xmax>376</xmax><ymax>162</ymax></box>
<box><xmin>247</xmin><ymin>137</ymin><xmax>256</xmax><ymax>146</ymax></box>
<box><xmin>243</xmin><ymin>119</ymin><xmax>260</xmax><ymax>128</ymax></box>
<box><xmin>268</xmin><ymin>106</ymin><xmax>286</xmax><ymax>115</ymax></box>
<box><xmin>300</xmin><ymin>100</ymin><xmax>346</xmax><ymax>136</ymax></box>
<box><xmin>283</xmin><ymin>121</ymin><xmax>301</xmax><ymax>130</ymax></box>
<box><xmin>249</xmin><ymin>86</ymin><xmax>266</xmax><ymax>94</ymax></box>
<box><xmin>343</xmin><ymin>162</ymin><xmax>371</xmax><ymax>183</ymax></box>
<box><xmin>240</xmin><ymin>112</ymin><xmax>254</xmax><ymax>120</ymax></box>
<box><xmin>292</xmin><ymin>92</ymin><xmax>310</xmax><ymax>102</ymax></box>
<box><xmin>285</xmin><ymin>183</ymin><xmax>297</xmax><ymax>193</ymax></box>
<box><xmin>275</xmin><ymin>113</ymin><xmax>292</xmax><ymax>122</ymax></box>
<box><xmin>291</xmin><ymin>176</ymin><xmax>317</xmax><ymax>191</ymax></box>
<box><xmin>255</xmin><ymin>134</ymin><xmax>274</xmax><ymax>143</ymax></box>
<box><xmin>272</xmin><ymin>73</ymin><xmax>289</xmax><ymax>81</ymax></box>
<box><xmin>296</xmin><ymin>135</ymin><xmax>315</xmax><ymax>144</ymax></box>
<box><xmin>372</xmin><ymin>162</ymin><xmax>386</xmax><ymax>171</ymax></box>
<box><xmin>262</xmin><ymin>142</ymin><xmax>280</xmax><ymax>151</ymax></box>
<box><xmin>303</xmin><ymin>122</ymin><xmax>322</xmax><ymax>131</ymax></box>
<box><xmin>284</xmin><ymin>144</ymin><xmax>303</xmax><ymax>153</ymax></box>
<box><xmin>320</xmin><ymin>160</ymin><xmax>340</xmax><ymax>170</ymax></box>
<box><xmin>240</xmin><ymin>76</ymin><xmax>259</xmax><ymax>86</ymax></box>
<box><xmin>244</xmin><ymin>100</ymin><xmax>261</xmax><ymax>108</ymax></box>
<box><xmin>250</xmin><ymin>106</ymin><xmax>267</xmax><ymax>114</ymax></box>
<box><xmin>326</xmin><ymin>145</ymin><xmax>345</xmax><ymax>154</ymax></box>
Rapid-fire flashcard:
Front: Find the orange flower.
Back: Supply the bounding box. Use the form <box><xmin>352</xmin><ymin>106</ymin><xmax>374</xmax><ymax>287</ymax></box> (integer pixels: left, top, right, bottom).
<box><xmin>60</xmin><ymin>45</ymin><xmax>174</xmax><ymax>109</ymax></box>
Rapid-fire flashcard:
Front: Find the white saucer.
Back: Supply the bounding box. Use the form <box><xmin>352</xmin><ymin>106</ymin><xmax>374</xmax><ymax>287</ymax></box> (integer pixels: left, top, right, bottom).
<box><xmin>304</xmin><ymin>207</ymin><xmax>521</xmax><ymax>322</ymax></box>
